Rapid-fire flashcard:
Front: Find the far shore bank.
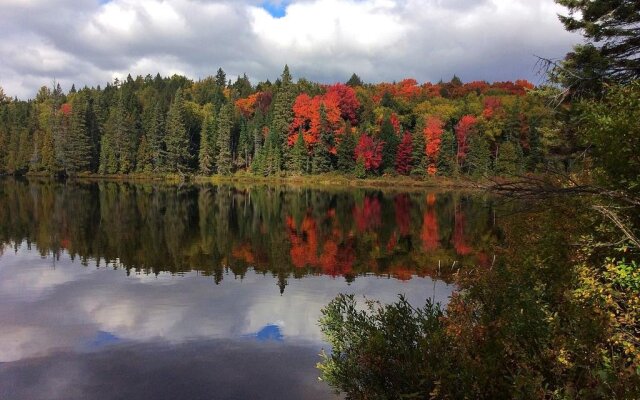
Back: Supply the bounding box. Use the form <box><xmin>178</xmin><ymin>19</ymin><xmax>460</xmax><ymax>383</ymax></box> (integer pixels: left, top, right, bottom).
<box><xmin>10</xmin><ymin>171</ymin><xmax>490</xmax><ymax>191</ymax></box>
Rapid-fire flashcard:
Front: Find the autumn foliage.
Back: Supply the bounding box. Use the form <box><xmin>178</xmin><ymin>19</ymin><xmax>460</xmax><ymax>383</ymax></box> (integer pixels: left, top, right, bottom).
<box><xmin>395</xmin><ymin>132</ymin><xmax>413</xmax><ymax>175</ymax></box>
<box><xmin>354</xmin><ymin>134</ymin><xmax>383</xmax><ymax>171</ymax></box>
<box><xmin>423</xmin><ymin>116</ymin><xmax>444</xmax><ymax>175</ymax></box>
<box><xmin>325</xmin><ymin>83</ymin><xmax>360</xmax><ymax>124</ymax></box>
<box><xmin>455</xmin><ymin>115</ymin><xmax>477</xmax><ymax>165</ymax></box>
<box><xmin>289</xmin><ymin>93</ymin><xmax>343</xmax><ymax>148</ymax></box>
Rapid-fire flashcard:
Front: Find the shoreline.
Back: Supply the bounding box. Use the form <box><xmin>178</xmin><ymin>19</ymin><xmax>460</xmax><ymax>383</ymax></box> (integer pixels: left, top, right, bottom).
<box><xmin>13</xmin><ymin>171</ymin><xmax>486</xmax><ymax>191</ymax></box>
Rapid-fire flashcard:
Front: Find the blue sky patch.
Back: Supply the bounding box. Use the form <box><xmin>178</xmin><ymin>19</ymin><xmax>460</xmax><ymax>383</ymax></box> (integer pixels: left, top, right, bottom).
<box><xmin>261</xmin><ymin>1</ymin><xmax>289</xmax><ymax>18</ymax></box>
<box><xmin>254</xmin><ymin>324</ymin><xmax>284</xmax><ymax>341</ymax></box>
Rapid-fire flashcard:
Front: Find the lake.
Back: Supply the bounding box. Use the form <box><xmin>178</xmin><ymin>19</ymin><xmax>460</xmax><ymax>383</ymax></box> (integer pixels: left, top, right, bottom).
<box><xmin>0</xmin><ymin>179</ymin><xmax>500</xmax><ymax>399</ymax></box>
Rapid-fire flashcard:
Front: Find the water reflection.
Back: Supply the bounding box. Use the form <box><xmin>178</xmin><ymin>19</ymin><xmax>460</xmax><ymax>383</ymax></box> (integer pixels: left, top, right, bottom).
<box><xmin>0</xmin><ymin>179</ymin><xmax>499</xmax><ymax>399</ymax></box>
<box><xmin>0</xmin><ymin>245</ymin><xmax>451</xmax><ymax>363</ymax></box>
<box><xmin>0</xmin><ymin>179</ymin><xmax>498</xmax><ymax>287</ymax></box>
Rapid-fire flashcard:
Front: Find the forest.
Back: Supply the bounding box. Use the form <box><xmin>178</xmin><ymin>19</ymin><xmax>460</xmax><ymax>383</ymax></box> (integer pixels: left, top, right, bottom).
<box><xmin>0</xmin><ymin>68</ymin><xmax>559</xmax><ymax>180</ymax></box>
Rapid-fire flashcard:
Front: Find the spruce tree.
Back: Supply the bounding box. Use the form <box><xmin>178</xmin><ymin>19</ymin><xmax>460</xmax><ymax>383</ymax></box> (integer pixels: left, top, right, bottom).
<box><xmin>270</xmin><ymin>65</ymin><xmax>295</xmax><ymax>170</ymax></box>
<box><xmin>437</xmin><ymin>129</ymin><xmax>456</xmax><ymax>176</ymax></box>
<box><xmin>411</xmin><ymin>121</ymin><xmax>426</xmax><ymax>176</ymax></box>
<box><xmin>101</xmin><ymin>95</ymin><xmax>135</xmax><ymax>174</ymax></box>
<box><xmin>148</xmin><ymin>102</ymin><xmax>165</xmax><ymax>171</ymax></box>
<box><xmin>496</xmin><ymin>141</ymin><xmax>521</xmax><ymax>176</ymax></box>
<box><xmin>136</xmin><ymin>134</ymin><xmax>153</xmax><ymax>172</ymax></box>
<box><xmin>354</xmin><ymin>156</ymin><xmax>366</xmax><ymax>178</ymax></box>
<box><xmin>290</xmin><ymin>128</ymin><xmax>308</xmax><ymax>174</ymax></box>
<box><xmin>216</xmin><ymin>103</ymin><xmax>233</xmax><ymax>175</ymax></box>
<box><xmin>465</xmin><ymin>133</ymin><xmax>491</xmax><ymax>177</ymax></box>
<box><xmin>311</xmin><ymin>105</ymin><xmax>333</xmax><ymax>174</ymax></box>
<box><xmin>199</xmin><ymin>108</ymin><xmax>217</xmax><ymax>174</ymax></box>
<box><xmin>380</xmin><ymin>115</ymin><xmax>399</xmax><ymax>172</ymax></box>
<box><xmin>237</xmin><ymin>120</ymin><xmax>251</xmax><ymax>169</ymax></box>
<box><xmin>164</xmin><ymin>88</ymin><xmax>191</xmax><ymax>173</ymax></box>
<box><xmin>64</xmin><ymin>95</ymin><xmax>92</xmax><ymax>174</ymax></box>
<box><xmin>337</xmin><ymin>125</ymin><xmax>356</xmax><ymax>172</ymax></box>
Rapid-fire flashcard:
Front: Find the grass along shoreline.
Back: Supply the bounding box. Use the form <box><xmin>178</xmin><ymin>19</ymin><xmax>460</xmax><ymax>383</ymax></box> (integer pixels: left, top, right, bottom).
<box><xmin>18</xmin><ymin>171</ymin><xmax>484</xmax><ymax>190</ymax></box>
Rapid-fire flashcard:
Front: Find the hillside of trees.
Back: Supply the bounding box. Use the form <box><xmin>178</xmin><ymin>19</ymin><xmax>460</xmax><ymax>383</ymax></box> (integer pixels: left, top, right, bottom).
<box><xmin>0</xmin><ymin>69</ymin><xmax>563</xmax><ymax>179</ymax></box>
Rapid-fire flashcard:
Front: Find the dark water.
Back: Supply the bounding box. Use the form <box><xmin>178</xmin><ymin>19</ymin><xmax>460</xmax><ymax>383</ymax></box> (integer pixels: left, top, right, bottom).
<box><xmin>0</xmin><ymin>179</ymin><xmax>500</xmax><ymax>399</ymax></box>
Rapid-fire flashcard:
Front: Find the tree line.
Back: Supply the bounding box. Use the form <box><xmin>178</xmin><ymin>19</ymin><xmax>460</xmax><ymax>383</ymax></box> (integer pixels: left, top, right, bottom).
<box><xmin>0</xmin><ymin>67</ymin><xmax>565</xmax><ymax>179</ymax></box>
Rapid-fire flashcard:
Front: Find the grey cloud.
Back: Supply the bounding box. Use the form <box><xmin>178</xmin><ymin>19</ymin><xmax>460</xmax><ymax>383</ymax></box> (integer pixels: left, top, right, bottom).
<box><xmin>0</xmin><ymin>0</ymin><xmax>581</xmax><ymax>98</ymax></box>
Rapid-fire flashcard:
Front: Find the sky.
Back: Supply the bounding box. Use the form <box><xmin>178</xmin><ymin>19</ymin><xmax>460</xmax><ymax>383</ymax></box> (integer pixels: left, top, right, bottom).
<box><xmin>0</xmin><ymin>0</ymin><xmax>582</xmax><ymax>99</ymax></box>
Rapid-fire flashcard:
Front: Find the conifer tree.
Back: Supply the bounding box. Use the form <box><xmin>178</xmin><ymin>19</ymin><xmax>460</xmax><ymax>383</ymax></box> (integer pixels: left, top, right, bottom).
<box><xmin>496</xmin><ymin>141</ymin><xmax>521</xmax><ymax>176</ymax></box>
<box><xmin>437</xmin><ymin>129</ymin><xmax>456</xmax><ymax>176</ymax></box>
<box><xmin>237</xmin><ymin>120</ymin><xmax>252</xmax><ymax>169</ymax></box>
<box><xmin>199</xmin><ymin>108</ymin><xmax>217</xmax><ymax>174</ymax></box>
<box><xmin>337</xmin><ymin>124</ymin><xmax>356</xmax><ymax>172</ymax></box>
<box><xmin>465</xmin><ymin>133</ymin><xmax>491</xmax><ymax>177</ymax></box>
<box><xmin>380</xmin><ymin>115</ymin><xmax>399</xmax><ymax>172</ymax></box>
<box><xmin>64</xmin><ymin>95</ymin><xmax>92</xmax><ymax>173</ymax></box>
<box><xmin>354</xmin><ymin>156</ymin><xmax>366</xmax><ymax>178</ymax></box>
<box><xmin>164</xmin><ymin>88</ymin><xmax>191</xmax><ymax>172</ymax></box>
<box><xmin>136</xmin><ymin>134</ymin><xmax>153</xmax><ymax>172</ymax></box>
<box><xmin>100</xmin><ymin>95</ymin><xmax>135</xmax><ymax>174</ymax></box>
<box><xmin>312</xmin><ymin>105</ymin><xmax>333</xmax><ymax>174</ymax></box>
<box><xmin>411</xmin><ymin>121</ymin><xmax>426</xmax><ymax>176</ymax></box>
<box><xmin>261</xmin><ymin>128</ymin><xmax>282</xmax><ymax>176</ymax></box>
<box><xmin>270</xmin><ymin>65</ymin><xmax>295</xmax><ymax>170</ymax></box>
<box><xmin>146</xmin><ymin>102</ymin><xmax>165</xmax><ymax>171</ymax></box>
<box><xmin>290</xmin><ymin>128</ymin><xmax>308</xmax><ymax>174</ymax></box>
<box><xmin>216</xmin><ymin>103</ymin><xmax>233</xmax><ymax>175</ymax></box>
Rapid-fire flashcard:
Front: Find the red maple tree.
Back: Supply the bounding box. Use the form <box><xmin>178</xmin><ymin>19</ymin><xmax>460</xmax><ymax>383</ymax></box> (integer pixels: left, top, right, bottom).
<box><xmin>395</xmin><ymin>132</ymin><xmax>413</xmax><ymax>175</ymax></box>
<box><xmin>354</xmin><ymin>134</ymin><xmax>384</xmax><ymax>171</ymax></box>
<box><xmin>455</xmin><ymin>115</ymin><xmax>477</xmax><ymax>165</ymax></box>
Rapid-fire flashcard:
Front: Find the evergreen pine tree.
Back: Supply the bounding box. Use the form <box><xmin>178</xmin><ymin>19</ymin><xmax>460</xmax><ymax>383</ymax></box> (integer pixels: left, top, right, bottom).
<box><xmin>465</xmin><ymin>133</ymin><xmax>491</xmax><ymax>177</ymax></box>
<box><xmin>380</xmin><ymin>115</ymin><xmax>399</xmax><ymax>172</ymax></box>
<box><xmin>526</xmin><ymin>123</ymin><xmax>544</xmax><ymax>172</ymax></box>
<box><xmin>216</xmin><ymin>103</ymin><xmax>233</xmax><ymax>175</ymax></box>
<box><xmin>100</xmin><ymin>95</ymin><xmax>135</xmax><ymax>174</ymax></box>
<box><xmin>136</xmin><ymin>134</ymin><xmax>153</xmax><ymax>172</ymax></box>
<box><xmin>199</xmin><ymin>108</ymin><xmax>217</xmax><ymax>174</ymax></box>
<box><xmin>411</xmin><ymin>121</ymin><xmax>426</xmax><ymax>176</ymax></box>
<box><xmin>237</xmin><ymin>120</ymin><xmax>251</xmax><ymax>169</ymax></box>
<box><xmin>64</xmin><ymin>95</ymin><xmax>92</xmax><ymax>174</ymax></box>
<box><xmin>262</xmin><ymin>128</ymin><xmax>282</xmax><ymax>176</ymax></box>
<box><xmin>311</xmin><ymin>105</ymin><xmax>333</xmax><ymax>174</ymax></box>
<box><xmin>337</xmin><ymin>125</ymin><xmax>356</xmax><ymax>172</ymax></box>
<box><xmin>164</xmin><ymin>88</ymin><xmax>191</xmax><ymax>172</ymax></box>
<box><xmin>148</xmin><ymin>102</ymin><xmax>165</xmax><ymax>171</ymax></box>
<box><xmin>354</xmin><ymin>156</ymin><xmax>366</xmax><ymax>178</ymax></box>
<box><xmin>290</xmin><ymin>128</ymin><xmax>308</xmax><ymax>174</ymax></box>
<box><xmin>496</xmin><ymin>141</ymin><xmax>521</xmax><ymax>176</ymax></box>
<box><xmin>270</xmin><ymin>65</ymin><xmax>295</xmax><ymax>170</ymax></box>
<box><xmin>437</xmin><ymin>129</ymin><xmax>456</xmax><ymax>176</ymax></box>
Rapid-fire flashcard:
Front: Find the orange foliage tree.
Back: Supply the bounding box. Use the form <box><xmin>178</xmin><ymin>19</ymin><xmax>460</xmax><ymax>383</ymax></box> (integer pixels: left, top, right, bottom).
<box><xmin>455</xmin><ymin>115</ymin><xmax>477</xmax><ymax>166</ymax></box>
<box><xmin>424</xmin><ymin>116</ymin><xmax>444</xmax><ymax>175</ymax></box>
<box><xmin>289</xmin><ymin>93</ymin><xmax>342</xmax><ymax>148</ymax></box>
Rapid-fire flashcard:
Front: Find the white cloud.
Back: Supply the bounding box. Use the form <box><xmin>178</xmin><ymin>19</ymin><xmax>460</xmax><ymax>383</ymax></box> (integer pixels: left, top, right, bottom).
<box><xmin>0</xmin><ymin>0</ymin><xmax>581</xmax><ymax>98</ymax></box>
<box><xmin>0</xmin><ymin>246</ymin><xmax>452</xmax><ymax>362</ymax></box>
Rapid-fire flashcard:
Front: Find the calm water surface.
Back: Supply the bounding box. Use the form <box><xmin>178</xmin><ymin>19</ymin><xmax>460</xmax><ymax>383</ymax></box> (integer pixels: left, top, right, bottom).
<box><xmin>0</xmin><ymin>179</ymin><xmax>500</xmax><ymax>399</ymax></box>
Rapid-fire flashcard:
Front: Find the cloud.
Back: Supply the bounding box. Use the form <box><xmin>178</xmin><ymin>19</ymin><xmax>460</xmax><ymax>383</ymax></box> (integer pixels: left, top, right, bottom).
<box><xmin>0</xmin><ymin>244</ymin><xmax>452</xmax><ymax>362</ymax></box>
<box><xmin>0</xmin><ymin>0</ymin><xmax>581</xmax><ymax>98</ymax></box>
